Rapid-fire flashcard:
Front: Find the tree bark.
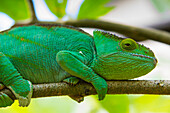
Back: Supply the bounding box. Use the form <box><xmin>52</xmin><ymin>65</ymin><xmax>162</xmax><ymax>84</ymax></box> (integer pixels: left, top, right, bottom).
<box><xmin>65</xmin><ymin>20</ymin><xmax>170</xmax><ymax>44</ymax></box>
<box><xmin>2</xmin><ymin>80</ymin><xmax>170</xmax><ymax>100</ymax></box>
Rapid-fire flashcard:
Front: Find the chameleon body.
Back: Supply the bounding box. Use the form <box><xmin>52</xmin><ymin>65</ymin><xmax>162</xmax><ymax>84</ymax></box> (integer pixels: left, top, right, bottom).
<box><xmin>0</xmin><ymin>25</ymin><xmax>157</xmax><ymax>107</ymax></box>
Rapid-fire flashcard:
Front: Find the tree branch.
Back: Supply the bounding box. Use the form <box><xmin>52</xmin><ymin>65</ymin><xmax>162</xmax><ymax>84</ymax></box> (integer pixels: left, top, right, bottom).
<box><xmin>2</xmin><ymin>80</ymin><xmax>170</xmax><ymax>100</ymax></box>
<box><xmin>14</xmin><ymin>19</ymin><xmax>170</xmax><ymax>45</ymax></box>
<box><xmin>65</xmin><ymin>20</ymin><xmax>170</xmax><ymax>44</ymax></box>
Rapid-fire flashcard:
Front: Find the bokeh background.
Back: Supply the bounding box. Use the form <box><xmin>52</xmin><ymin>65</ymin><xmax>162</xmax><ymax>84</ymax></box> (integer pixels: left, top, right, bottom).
<box><xmin>0</xmin><ymin>0</ymin><xmax>170</xmax><ymax>113</ymax></box>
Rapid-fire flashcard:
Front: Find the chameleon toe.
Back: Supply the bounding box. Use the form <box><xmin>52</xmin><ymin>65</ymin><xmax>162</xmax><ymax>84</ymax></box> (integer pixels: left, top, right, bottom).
<box><xmin>18</xmin><ymin>97</ymin><xmax>30</xmax><ymax>107</ymax></box>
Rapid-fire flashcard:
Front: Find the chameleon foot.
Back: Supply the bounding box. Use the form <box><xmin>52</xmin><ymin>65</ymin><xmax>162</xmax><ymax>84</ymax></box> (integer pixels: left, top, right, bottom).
<box><xmin>92</xmin><ymin>78</ymin><xmax>108</xmax><ymax>100</ymax></box>
<box><xmin>0</xmin><ymin>92</ymin><xmax>14</xmax><ymax>107</ymax></box>
<box><xmin>7</xmin><ymin>80</ymin><xmax>33</xmax><ymax>107</ymax></box>
<box><xmin>64</xmin><ymin>77</ymin><xmax>83</xmax><ymax>102</ymax></box>
<box><xmin>63</xmin><ymin>77</ymin><xmax>79</xmax><ymax>85</ymax></box>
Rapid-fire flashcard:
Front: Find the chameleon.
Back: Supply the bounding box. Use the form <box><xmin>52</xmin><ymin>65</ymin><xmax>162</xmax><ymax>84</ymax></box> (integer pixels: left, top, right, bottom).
<box><xmin>0</xmin><ymin>24</ymin><xmax>157</xmax><ymax>107</ymax></box>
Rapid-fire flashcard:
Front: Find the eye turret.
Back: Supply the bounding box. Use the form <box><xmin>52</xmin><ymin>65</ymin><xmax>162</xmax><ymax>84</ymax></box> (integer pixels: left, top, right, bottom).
<box><xmin>120</xmin><ymin>38</ymin><xmax>137</xmax><ymax>50</ymax></box>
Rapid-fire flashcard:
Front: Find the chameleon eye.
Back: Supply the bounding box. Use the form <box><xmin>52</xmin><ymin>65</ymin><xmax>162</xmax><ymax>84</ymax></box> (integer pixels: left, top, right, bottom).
<box><xmin>120</xmin><ymin>38</ymin><xmax>137</xmax><ymax>50</ymax></box>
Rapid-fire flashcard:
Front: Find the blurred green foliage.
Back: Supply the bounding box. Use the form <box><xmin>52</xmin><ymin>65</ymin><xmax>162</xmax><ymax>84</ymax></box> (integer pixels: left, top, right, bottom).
<box><xmin>151</xmin><ymin>0</ymin><xmax>170</xmax><ymax>12</ymax></box>
<box><xmin>77</xmin><ymin>0</ymin><xmax>115</xmax><ymax>19</ymax></box>
<box><xmin>44</xmin><ymin>0</ymin><xmax>115</xmax><ymax>20</ymax></box>
<box><xmin>0</xmin><ymin>0</ymin><xmax>31</xmax><ymax>21</ymax></box>
<box><xmin>130</xmin><ymin>95</ymin><xmax>170</xmax><ymax>113</ymax></box>
<box><xmin>44</xmin><ymin>0</ymin><xmax>67</xmax><ymax>19</ymax></box>
<box><xmin>0</xmin><ymin>95</ymin><xmax>170</xmax><ymax>113</ymax></box>
<box><xmin>99</xmin><ymin>95</ymin><xmax>129</xmax><ymax>113</ymax></box>
<box><xmin>0</xmin><ymin>0</ymin><xmax>114</xmax><ymax>22</ymax></box>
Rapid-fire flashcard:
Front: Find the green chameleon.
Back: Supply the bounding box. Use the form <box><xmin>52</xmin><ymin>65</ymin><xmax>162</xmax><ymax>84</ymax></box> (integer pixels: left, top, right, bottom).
<box><xmin>0</xmin><ymin>24</ymin><xmax>157</xmax><ymax>107</ymax></box>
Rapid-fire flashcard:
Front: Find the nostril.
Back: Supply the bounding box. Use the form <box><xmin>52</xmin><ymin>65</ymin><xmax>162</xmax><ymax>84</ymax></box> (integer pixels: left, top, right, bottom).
<box><xmin>145</xmin><ymin>51</ymin><xmax>148</xmax><ymax>54</ymax></box>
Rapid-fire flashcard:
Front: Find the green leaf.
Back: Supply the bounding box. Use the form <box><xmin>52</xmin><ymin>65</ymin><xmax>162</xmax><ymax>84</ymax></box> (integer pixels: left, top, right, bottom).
<box><xmin>99</xmin><ymin>95</ymin><xmax>129</xmax><ymax>113</ymax></box>
<box><xmin>77</xmin><ymin>0</ymin><xmax>115</xmax><ymax>19</ymax></box>
<box><xmin>151</xmin><ymin>0</ymin><xmax>170</xmax><ymax>12</ymax></box>
<box><xmin>0</xmin><ymin>0</ymin><xmax>31</xmax><ymax>21</ymax></box>
<box><xmin>44</xmin><ymin>0</ymin><xmax>67</xmax><ymax>18</ymax></box>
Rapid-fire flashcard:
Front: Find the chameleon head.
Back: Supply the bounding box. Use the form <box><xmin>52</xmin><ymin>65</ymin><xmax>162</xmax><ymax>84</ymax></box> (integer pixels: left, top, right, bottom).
<box><xmin>91</xmin><ymin>31</ymin><xmax>157</xmax><ymax>80</ymax></box>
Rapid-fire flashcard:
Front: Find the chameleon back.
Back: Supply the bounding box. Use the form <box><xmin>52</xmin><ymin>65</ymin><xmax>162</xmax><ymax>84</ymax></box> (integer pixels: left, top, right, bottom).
<box><xmin>0</xmin><ymin>25</ymin><xmax>95</xmax><ymax>83</ymax></box>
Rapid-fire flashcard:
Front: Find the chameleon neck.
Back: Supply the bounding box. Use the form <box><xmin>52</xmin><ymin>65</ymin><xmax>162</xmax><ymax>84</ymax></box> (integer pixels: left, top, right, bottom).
<box><xmin>90</xmin><ymin>56</ymin><xmax>111</xmax><ymax>79</ymax></box>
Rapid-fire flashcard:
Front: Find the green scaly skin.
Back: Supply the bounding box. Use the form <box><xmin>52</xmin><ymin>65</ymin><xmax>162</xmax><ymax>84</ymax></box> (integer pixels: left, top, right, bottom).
<box><xmin>0</xmin><ymin>25</ymin><xmax>157</xmax><ymax>107</ymax></box>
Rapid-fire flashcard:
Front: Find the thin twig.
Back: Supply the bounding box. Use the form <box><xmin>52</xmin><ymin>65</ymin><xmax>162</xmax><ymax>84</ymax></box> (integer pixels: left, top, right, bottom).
<box><xmin>2</xmin><ymin>80</ymin><xmax>170</xmax><ymax>100</ymax></box>
<box><xmin>28</xmin><ymin>0</ymin><xmax>38</xmax><ymax>23</ymax></box>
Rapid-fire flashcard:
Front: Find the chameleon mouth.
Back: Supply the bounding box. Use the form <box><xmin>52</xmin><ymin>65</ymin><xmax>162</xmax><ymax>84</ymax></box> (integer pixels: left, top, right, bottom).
<box><xmin>131</xmin><ymin>54</ymin><xmax>157</xmax><ymax>65</ymax></box>
<box><xmin>102</xmin><ymin>52</ymin><xmax>157</xmax><ymax>65</ymax></box>
<box><xmin>132</xmin><ymin>54</ymin><xmax>151</xmax><ymax>59</ymax></box>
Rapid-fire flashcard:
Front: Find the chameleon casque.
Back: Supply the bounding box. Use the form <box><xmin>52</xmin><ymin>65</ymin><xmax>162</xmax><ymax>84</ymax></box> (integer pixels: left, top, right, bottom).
<box><xmin>0</xmin><ymin>24</ymin><xmax>157</xmax><ymax>107</ymax></box>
